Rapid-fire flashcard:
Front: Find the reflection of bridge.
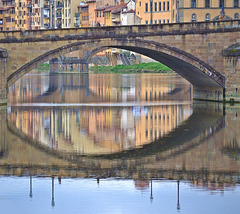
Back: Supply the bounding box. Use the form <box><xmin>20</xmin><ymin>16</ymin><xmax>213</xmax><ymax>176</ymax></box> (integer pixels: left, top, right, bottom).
<box><xmin>8</xmin><ymin>72</ymin><xmax>192</xmax><ymax>104</ymax></box>
<box><xmin>3</xmin><ymin>103</ymin><xmax>240</xmax><ymax>183</ymax></box>
<box><xmin>1</xmin><ymin>21</ymin><xmax>240</xmax><ymax>104</ymax></box>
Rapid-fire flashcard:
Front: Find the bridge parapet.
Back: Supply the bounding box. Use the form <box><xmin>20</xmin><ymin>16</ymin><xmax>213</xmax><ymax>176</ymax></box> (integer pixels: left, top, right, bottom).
<box><xmin>0</xmin><ymin>20</ymin><xmax>240</xmax><ymax>43</ymax></box>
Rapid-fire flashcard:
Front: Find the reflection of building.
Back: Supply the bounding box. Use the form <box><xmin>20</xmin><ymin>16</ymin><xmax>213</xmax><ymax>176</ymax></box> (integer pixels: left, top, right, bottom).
<box><xmin>190</xmin><ymin>180</ymin><xmax>235</xmax><ymax>192</ymax></box>
<box><xmin>7</xmin><ymin>72</ymin><xmax>192</xmax><ymax>155</ymax></box>
<box><xmin>8</xmin><ymin>103</ymin><xmax>192</xmax><ymax>155</ymax></box>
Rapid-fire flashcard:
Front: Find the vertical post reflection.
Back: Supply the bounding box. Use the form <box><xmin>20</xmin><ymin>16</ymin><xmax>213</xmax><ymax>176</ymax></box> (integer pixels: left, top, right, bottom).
<box><xmin>177</xmin><ymin>180</ymin><xmax>180</xmax><ymax>211</ymax></box>
<box><xmin>29</xmin><ymin>176</ymin><xmax>33</xmax><ymax>198</ymax></box>
<box><xmin>150</xmin><ymin>178</ymin><xmax>153</xmax><ymax>202</ymax></box>
<box><xmin>51</xmin><ymin>176</ymin><xmax>55</xmax><ymax>207</ymax></box>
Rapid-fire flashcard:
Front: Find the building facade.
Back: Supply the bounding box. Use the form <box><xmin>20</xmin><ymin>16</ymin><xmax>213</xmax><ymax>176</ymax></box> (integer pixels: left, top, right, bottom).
<box><xmin>0</xmin><ymin>3</ymin><xmax>15</xmax><ymax>31</ymax></box>
<box><xmin>178</xmin><ymin>0</ymin><xmax>240</xmax><ymax>23</ymax></box>
<box><xmin>136</xmin><ymin>0</ymin><xmax>240</xmax><ymax>25</ymax></box>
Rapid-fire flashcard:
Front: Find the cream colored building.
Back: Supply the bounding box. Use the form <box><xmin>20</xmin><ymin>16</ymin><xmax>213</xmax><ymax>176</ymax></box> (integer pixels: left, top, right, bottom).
<box><xmin>136</xmin><ymin>0</ymin><xmax>240</xmax><ymax>24</ymax></box>
<box><xmin>178</xmin><ymin>0</ymin><xmax>240</xmax><ymax>22</ymax></box>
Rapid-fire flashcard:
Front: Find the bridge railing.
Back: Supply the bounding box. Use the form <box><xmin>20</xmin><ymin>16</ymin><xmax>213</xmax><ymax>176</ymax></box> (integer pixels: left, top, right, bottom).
<box><xmin>0</xmin><ymin>20</ymin><xmax>240</xmax><ymax>43</ymax></box>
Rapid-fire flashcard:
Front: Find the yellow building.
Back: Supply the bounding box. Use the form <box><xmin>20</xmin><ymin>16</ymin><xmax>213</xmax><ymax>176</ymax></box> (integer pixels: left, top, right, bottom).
<box><xmin>136</xmin><ymin>0</ymin><xmax>240</xmax><ymax>24</ymax></box>
<box><xmin>178</xmin><ymin>0</ymin><xmax>240</xmax><ymax>22</ymax></box>
<box><xmin>15</xmin><ymin>0</ymin><xmax>32</xmax><ymax>30</ymax></box>
<box><xmin>0</xmin><ymin>0</ymin><xmax>15</xmax><ymax>31</ymax></box>
<box><xmin>136</xmin><ymin>0</ymin><xmax>175</xmax><ymax>24</ymax></box>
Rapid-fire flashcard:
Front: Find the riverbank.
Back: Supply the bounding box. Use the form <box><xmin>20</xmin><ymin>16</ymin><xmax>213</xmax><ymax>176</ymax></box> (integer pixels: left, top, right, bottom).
<box><xmin>90</xmin><ymin>62</ymin><xmax>172</xmax><ymax>73</ymax></box>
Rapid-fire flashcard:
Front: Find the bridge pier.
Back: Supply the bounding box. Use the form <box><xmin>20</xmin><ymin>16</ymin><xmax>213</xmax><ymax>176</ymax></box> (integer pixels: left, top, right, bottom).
<box><xmin>0</xmin><ymin>49</ymin><xmax>7</xmax><ymax>105</ymax></box>
<box><xmin>0</xmin><ymin>107</ymin><xmax>7</xmax><ymax>158</ymax></box>
<box><xmin>193</xmin><ymin>87</ymin><xmax>225</xmax><ymax>102</ymax></box>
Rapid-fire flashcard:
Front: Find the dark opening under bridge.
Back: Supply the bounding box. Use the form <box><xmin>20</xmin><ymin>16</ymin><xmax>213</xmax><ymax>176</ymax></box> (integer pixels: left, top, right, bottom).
<box><xmin>1</xmin><ymin>20</ymin><xmax>240</xmax><ymax>104</ymax></box>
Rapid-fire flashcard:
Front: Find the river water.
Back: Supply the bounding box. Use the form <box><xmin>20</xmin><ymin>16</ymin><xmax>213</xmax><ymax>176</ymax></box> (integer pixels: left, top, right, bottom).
<box><xmin>1</xmin><ymin>71</ymin><xmax>240</xmax><ymax>213</ymax></box>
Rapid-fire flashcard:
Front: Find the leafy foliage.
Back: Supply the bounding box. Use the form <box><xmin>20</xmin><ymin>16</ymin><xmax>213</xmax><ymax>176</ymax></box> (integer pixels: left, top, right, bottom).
<box><xmin>90</xmin><ymin>62</ymin><xmax>172</xmax><ymax>73</ymax></box>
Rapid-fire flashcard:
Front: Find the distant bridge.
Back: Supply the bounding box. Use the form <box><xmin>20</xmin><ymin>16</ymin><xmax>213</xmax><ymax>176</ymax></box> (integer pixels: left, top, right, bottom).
<box><xmin>1</xmin><ymin>21</ymin><xmax>240</xmax><ymax>104</ymax></box>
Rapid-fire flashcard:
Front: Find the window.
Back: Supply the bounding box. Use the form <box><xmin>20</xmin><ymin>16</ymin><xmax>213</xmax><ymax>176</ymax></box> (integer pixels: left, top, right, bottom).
<box><xmin>163</xmin><ymin>19</ymin><xmax>165</xmax><ymax>23</ymax></box>
<box><xmin>205</xmin><ymin>13</ymin><xmax>211</xmax><ymax>21</ymax></box>
<box><xmin>191</xmin><ymin>13</ymin><xmax>197</xmax><ymax>22</ymax></box>
<box><xmin>150</xmin><ymin>1</ymin><xmax>153</xmax><ymax>11</ymax></box>
<box><xmin>159</xmin><ymin>2</ymin><xmax>161</xmax><ymax>11</ymax></box>
<box><xmin>234</xmin><ymin>13</ymin><xmax>239</xmax><ymax>19</ymax></box>
<box><xmin>155</xmin><ymin>2</ymin><xmax>157</xmax><ymax>11</ymax></box>
<box><xmin>205</xmin><ymin>0</ymin><xmax>210</xmax><ymax>7</ymax></box>
<box><xmin>145</xmin><ymin>3</ymin><xmax>148</xmax><ymax>12</ymax></box>
<box><xmin>163</xmin><ymin>1</ymin><xmax>165</xmax><ymax>10</ymax></box>
<box><xmin>0</xmin><ymin>19</ymin><xmax>3</xmax><ymax>25</ymax></box>
<box><xmin>191</xmin><ymin>0</ymin><xmax>196</xmax><ymax>8</ymax></box>
<box><xmin>159</xmin><ymin>19</ymin><xmax>161</xmax><ymax>23</ymax></box>
<box><xmin>146</xmin><ymin>20</ymin><xmax>148</xmax><ymax>24</ymax></box>
<box><xmin>167</xmin><ymin>19</ymin><xmax>169</xmax><ymax>23</ymax></box>
<box><xmin>167</xmin><ymin>1</ymin><xmax>169</xmax><ymax>10</ymax></box>
<box><xmin>219</xmin><ymin>0</ymin><xmax>224</xmax><ymax>8</ymax></box>
<box><xmin>154</xmin><ymin>19</ymin><xmax>157</xmax><ymax>24</ymax></box>
<box><xmin>234</xmin><ymin>0</ymin><xmax>239</xmax><ymax>7</ymax></box>
<box><xmin>139</xmin><ymin>1</ymin><xmax>141</xmax><ymax>6</ymax></box>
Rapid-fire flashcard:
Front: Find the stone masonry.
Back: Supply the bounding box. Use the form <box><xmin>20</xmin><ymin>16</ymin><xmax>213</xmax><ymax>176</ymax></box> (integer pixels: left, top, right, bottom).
<box><xmin>1</xmin><ymin>21</ymin><xmax>240</xmax><ymax>102</ymax></box>
<box><xmin>0</xmin><ymin>49</ymin><xmax>7</xmax><ymax>105</ymax></box>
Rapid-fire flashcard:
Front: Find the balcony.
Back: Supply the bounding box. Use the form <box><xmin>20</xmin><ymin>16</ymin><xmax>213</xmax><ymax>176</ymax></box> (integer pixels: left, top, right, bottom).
<box><xmin>56</xmin><ymin>3</ymin><xmax>63</xmax><ymax>9</ymax></box>
<box><xmin>44</xmin><ymin>23</ymin><xmax>50</xmax><ymax>28</ymax></box>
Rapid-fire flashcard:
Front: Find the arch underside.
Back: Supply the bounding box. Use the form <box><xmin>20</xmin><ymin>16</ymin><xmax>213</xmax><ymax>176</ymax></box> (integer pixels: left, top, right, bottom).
<box><xmin>7</xmin><ymin>39</ymin><xmax>225</xmax><ymax>89</ymax></box>
<box><xmin>109</xmin><ymin>45</ymin><xmax>223</xmax><ymax>88</ymax></box>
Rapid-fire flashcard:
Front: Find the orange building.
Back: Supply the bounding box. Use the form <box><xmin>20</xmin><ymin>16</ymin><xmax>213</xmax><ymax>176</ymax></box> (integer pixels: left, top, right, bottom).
<box><xmin>136</xmin><ymin>0</ymin><xmax>174</xmax><ymax>25</ymax></box>
<box><xmin>0</xmin><ymin>0</ymin><xmax>15</xmax><ymax>31</ymax></box>
<box><xmin>75</xmin><ymin>4</ymin><xmax>89</xmax><ymax>27</ymax></box>
<box><xmin>87</xmin><ymin>0</ymin><xmax>96</xmax><ymax>27</ymax></box>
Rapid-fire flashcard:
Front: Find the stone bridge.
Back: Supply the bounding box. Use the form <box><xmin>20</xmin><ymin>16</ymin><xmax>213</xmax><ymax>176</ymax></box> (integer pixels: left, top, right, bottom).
<box><xmin>1</xmin><ymin>20</ymin><xmax>240</xmax><ymax>104</ymax></box>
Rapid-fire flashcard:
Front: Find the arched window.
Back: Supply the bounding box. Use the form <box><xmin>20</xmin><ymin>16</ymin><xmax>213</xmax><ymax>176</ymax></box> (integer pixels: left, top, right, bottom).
<box><xmin>205</xmin><ymin>13</ymin><xmax>211</xmax><ymax>21</ymax></box>
<box><xmin>191</xmin><ymin>13</ymin><xmax>197</xmax><ymax>22</ymax></box>
<box><xmin>234</xmin><ymin>13</ymin><xmax>239</xmax><ymax>19</ymax></box>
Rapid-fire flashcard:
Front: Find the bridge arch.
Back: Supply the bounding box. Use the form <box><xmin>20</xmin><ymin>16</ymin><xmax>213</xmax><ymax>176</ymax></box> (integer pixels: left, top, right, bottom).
<box><xmin>7</xmin><ymin>38</ymin><xmax>225</xmax><ymax>91</ymax></box>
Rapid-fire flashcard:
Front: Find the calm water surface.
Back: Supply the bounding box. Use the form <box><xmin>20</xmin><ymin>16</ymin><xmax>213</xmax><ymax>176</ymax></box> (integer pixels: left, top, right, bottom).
<box><xmin>1</xmin><ymin>71</ymin><xmax>240</xmax><ymax>213</ymax></box>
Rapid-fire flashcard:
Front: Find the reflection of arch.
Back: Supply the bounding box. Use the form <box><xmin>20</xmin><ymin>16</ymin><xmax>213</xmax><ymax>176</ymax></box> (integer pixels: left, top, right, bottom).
<box><xmin>205</xmin><ymin>13</ymin><xmax>211</xmax><ymax>21</ymax></box>
<box><xmin>7</xmin><ymin>39</ymin><xmax>225</xmax><ymax>89</ymax></box>
<box><xmin>191</xmin><ymin>13</ymin><xmax>197</xmax><ymax>22</ymax></box>
<box><xmin>7</xmin><ymin>105</ymin><xmax>224</xmax><ymax>162</ymax></box>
